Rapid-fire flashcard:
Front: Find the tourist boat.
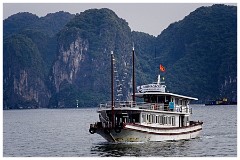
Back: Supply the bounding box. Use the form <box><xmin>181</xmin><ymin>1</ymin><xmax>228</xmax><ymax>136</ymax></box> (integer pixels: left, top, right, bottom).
<box><xmin>89</xmin><ymin>47</ymin><xmax>203</xmax><ymax>142</ymax></box>
<box><xmin>205</xmin><ymin>98</ymin><xmax>237</xmax><ymax>105</ymax></box>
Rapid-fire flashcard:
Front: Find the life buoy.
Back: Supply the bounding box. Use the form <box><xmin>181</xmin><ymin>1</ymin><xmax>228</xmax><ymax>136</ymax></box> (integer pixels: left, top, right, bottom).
<box><xmin>114</xmin><ymin>127</ymin><xmax>121</xmax><ymax>133</ymax></box>
<box><xmin>89</xmin><ymin>128</ymin><xmax>96</xmax><ymax>134</ymax></box>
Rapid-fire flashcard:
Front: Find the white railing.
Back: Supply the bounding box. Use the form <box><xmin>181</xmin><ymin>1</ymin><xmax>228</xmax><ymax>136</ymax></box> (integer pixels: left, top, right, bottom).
<box><xmin>99</xmin><ymin>101</ymin><xmax>192</xmax><ymax>114</ymax></box>
<box><xmin>100</xmin><ymin>101</ymin><xmax>137</xmax><ymax>109</ymax></box>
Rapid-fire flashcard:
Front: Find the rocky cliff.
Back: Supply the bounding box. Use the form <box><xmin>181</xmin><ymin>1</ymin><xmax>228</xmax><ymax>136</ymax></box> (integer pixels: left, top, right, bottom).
<box><xmin>155</xmin><ymin>4</ymin><xmax>237</xmax><ymax>102</ymax></box>
<box><xmin>49</xmin><ymin>8</ymin><xmax>133</xmax><ymax>107</ymax></box>
<box><xmin>3</xmin><ymin>12</ymin><xmax>74</xmax><ymax>109</ymax></box>
<box><xmin>3</xmin><ymin>5</ymin><xmax>237</xmax><ymax>108</ymax></box>
<box><xmin>3</xmin><ymin>34</ymin><xmax>50</xmax><ymax>108</ymax></box>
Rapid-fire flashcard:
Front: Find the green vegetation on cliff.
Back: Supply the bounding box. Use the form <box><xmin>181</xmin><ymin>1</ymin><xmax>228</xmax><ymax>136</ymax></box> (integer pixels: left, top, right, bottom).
<box><xmin>3</xmin><ymin>4</ymin><xmax>237</xmax><ymax>108</ymax></box>
<box><xmin>50</xmin><ymin>8</ymin><xmax>133</xmax><ymax>107</ymax></box>
<box><xmin>155</xmin><ymin>4</ymin><xmax>237</xmax><ymax>102</ymax></box>
<box><xmin>3</xmin><ymin>34</ymin><xmax>47</xmax><ymax>108</ymax></box>
<box><xmin>3</xmin><ymin>12</ymin><xmax>74</xmax><ymax>109</ymax></box>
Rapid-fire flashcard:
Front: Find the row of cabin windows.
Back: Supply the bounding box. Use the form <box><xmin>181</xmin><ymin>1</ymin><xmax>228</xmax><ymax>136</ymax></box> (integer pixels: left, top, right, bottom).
<box><xmin>175</xmin><ymin>99</ymin><xmax>188</xmax><ymax>106</ymax></box>
<box><xmin>144</xmin><ymin>96</ymin><xmax>189</xmax><ymax>107</ymax></box>
<box><xmin>144</xmin><ymin>96</ymin><xmax>171</xmax><ymax>103</ymax></box>
<box><xmin>142</xmin><ymin>114</ymin><xmax>175</xmax><ymax>126</ymax></box>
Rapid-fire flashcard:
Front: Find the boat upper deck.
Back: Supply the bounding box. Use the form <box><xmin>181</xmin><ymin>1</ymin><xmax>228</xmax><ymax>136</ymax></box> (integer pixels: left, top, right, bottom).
<box><xmin>99</xmin><ymin>100</ymin><xmax>192</xmax><ymax>115</ymax></box>
<box><xmin>135</xmin><ymin>92</ymin><xmax>198</xmax><ymax>100</ymax></box>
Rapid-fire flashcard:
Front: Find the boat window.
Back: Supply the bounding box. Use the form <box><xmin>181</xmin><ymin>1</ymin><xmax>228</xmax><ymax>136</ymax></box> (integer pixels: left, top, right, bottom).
<box><xmin>131</xmin><ymin>114</ymin><xmax>140</xmax><ymax>123</ymax></box>
<box><xmin>151</xmin><ymin>114</ymin><xmax>155</xmax><ymax>123</ymax></box>
<box><xmin>151</xmin><ymin>96</ymin><xmax>157</xmax><ymax>103</ymax></box>
<box><xmin>158</xmin><ymin>96</ymin><xmax>165</xmax><ymax>103</ymax></box>
<box><xmin>186</xmin><ymin>116</ymin><xmax>189</xmax><ymax>123</ymax></box>
<box><xmin>183</xmin><ymin>100</ymin><xmax>187</xmax><ymax>106</ymax></box>
<box><xmin>172</xmin><ymin>116</ymin><xmax>175</xmax><ymax>126</ymax></box>
<box><xmin>180</xmin><ymin>99</ymin><xmax>183</xmax><ymax>105</ymax></box>
<box><xmin>163</xmin><ymin>116</ymin><xmax>167</xmax><ymax>125</ymax></box>
<box><xmin>144</xmin><ymin>96</ymin><xmax>150</xmax><ymax>103</ymax></box>
<box><xmin>147</xmin><ymin>114</ymin><xmax>150</xmax><ymax>123</ymax></box>
<box><xmin>168</xmin><ymin>117</ymin><xmax>171</xmax><ymax>125</ymax></box>
<box><xmin>166</xmin><ymin>96</ymin><xmax>171</xmax><ymax>103</ymax></box>
<box><xmin>159</xmin><ymin>115</ymin><xmax>163</xmax><ymax>125</ymax></box>
<box><xmin>175</xmin><ymin>99</ymin><xmax>179</xmax><ymax>105</ymax></box>
<box><xmin>156</xmin><ymin>115</ymin><xmax>159</xmax><ymax>123</ymax></box>
<box><xmin>142</xmin><ymin>114</ymin><xmax>146</xmax><ymax>123</ymax></box>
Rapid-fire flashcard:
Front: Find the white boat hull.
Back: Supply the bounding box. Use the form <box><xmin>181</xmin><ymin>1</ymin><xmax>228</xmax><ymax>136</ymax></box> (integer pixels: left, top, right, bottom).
<box><xmin>95</xmin><ymin>122</ymin><xmax>203</xmax><ymax>142</ymax></box>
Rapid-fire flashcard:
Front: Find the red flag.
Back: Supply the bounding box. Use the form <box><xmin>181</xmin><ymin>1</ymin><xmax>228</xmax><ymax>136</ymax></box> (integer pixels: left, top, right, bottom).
<box><xmin>160</xmin><ymin>64</ymin><xmax>165</xmax><ymax>72</ymax></box>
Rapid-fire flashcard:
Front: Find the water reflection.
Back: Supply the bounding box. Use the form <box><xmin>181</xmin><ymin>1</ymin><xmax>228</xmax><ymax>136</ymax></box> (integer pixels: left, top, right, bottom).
<box><xmin>91</xmin><ymin>139</ymin><xmax>194</xmax><ymax>157</ymax></box>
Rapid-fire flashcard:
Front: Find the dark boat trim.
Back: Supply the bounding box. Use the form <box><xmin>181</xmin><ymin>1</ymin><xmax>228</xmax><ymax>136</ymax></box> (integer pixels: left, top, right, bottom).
<box><xmin>125</xmin><ymin>121</ymin><xmax>203</xmax><ymax>130</ymax></box>
<box><xmin>124</xmin><ymin>127</ymin><xmax>202</xmax><ymax>135</ymax></box>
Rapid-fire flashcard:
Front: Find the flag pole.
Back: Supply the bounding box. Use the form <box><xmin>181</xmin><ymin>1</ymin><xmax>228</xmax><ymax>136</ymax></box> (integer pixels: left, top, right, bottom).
<box><xmin>111</xmin><ymin>51</ymin><xmax>115</xmax><ymax>128</ymax></box>
<box><xmin>132</xmin><ymin>44</ymin><xmax>135</xmax><ymax>102</ymax></box>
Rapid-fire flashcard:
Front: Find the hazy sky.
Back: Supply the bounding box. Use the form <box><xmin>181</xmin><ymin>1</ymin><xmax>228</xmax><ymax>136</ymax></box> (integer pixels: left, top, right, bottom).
<box><xmin>3</xmin><ymin>3</ymin><xmax>236</xmax><ymax>36</ymax></box>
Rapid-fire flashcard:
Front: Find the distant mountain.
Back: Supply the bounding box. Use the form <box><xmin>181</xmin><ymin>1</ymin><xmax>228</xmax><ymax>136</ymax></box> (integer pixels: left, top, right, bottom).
<box><xmin>3</xmin><ymin>34</ymin><xmax>50</xmax><ymax>108</ymax></box>
<box><xmin>3</xmin><ymin>11</ymin><xmax>74</xmax><ymax>109</ymax></box>
<box><xmin>3</xmin><ymin>12</ymin><xmax>39</xmax><ymax>37</ymax></box>
<box><xmin>4</xmin><ymin>11</ymin><xmax>74</xmax><ymax>37</ymax></box>
<box><xmin>131</xmin><ymin>31</ymin><xmax>157</xmax><ymax>84</ymax></box>
<box><xmin>3</xmin><ymin>4</ymin><xmax>237</xmax><ymax>109</ymax></box>
<box><xmin>155</xmin><ymin>4</ymin><xmax>237</xmax><ymax>102</ymax></box>
<box><xmin>49</xmin><ymin>8</ymin><xmax>133</xmax><ymax>107</ymax></box>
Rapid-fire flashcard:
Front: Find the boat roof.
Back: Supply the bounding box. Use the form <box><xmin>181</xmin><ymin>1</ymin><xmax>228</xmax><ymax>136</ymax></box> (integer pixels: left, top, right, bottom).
<box><xmin>135</xmin><ymin>92</ymin><xmax>198</xmax><ymax>100</ymax></box>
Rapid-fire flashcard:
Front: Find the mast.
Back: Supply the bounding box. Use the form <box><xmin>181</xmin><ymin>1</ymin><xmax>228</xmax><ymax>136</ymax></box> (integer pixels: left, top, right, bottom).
<box><xmin>132</xmin><ymin>45</ymin><xmax>136</xmax><ymax>102</ymax></box>
<box><xmin>111</xmin><ymin>51</ymin><xmax>115</xmax><ymax>128</ymax></box>
<box><xmin>157</xmin><ymin>74</ymin><xmax>161</xmax><ymax>85</ymax></box>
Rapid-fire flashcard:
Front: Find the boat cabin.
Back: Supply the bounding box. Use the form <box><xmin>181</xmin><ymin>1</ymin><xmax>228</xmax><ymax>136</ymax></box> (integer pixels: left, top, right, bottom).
<box><xmin>135</xmin><ymin>92</ymin><xmax>197</xmax><ymax>127</ymax></box>
<box><xmin>98</xmin><ymin>73</ymin><xmax>197</xmax><ymax>129</ymax></box>
<box><xmin>99</xmin><ymin>91</ymin><xmax>197</xmax><ymax>129</ymax></box>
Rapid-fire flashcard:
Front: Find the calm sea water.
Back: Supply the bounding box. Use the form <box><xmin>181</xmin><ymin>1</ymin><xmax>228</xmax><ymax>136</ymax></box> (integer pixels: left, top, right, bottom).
<box><xmin>3</xmin><ymin>105</ymin><xmax>237</xmax><ymax>157</ymax></box>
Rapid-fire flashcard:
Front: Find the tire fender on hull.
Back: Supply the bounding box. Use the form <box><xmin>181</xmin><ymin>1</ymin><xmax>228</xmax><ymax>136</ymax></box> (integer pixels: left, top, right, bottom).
<box><xmin>89</xmin><ymin>128</ymin><xmax>96</xmax><ymax>134</ymax></box>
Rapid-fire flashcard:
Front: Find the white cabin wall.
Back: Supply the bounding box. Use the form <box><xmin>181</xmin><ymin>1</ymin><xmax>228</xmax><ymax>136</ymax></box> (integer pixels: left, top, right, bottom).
<box><xmin>140</xmin><ymin>111</ymin><xmax>180</xmax><ymax>127</ymax></box>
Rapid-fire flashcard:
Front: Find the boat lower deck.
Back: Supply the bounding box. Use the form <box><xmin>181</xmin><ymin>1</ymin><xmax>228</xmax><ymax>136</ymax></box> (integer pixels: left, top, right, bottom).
<box><xmin>90</xmin><ymin>121</ymin><xmax>203</xmax><ymax>142</ymax></box>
